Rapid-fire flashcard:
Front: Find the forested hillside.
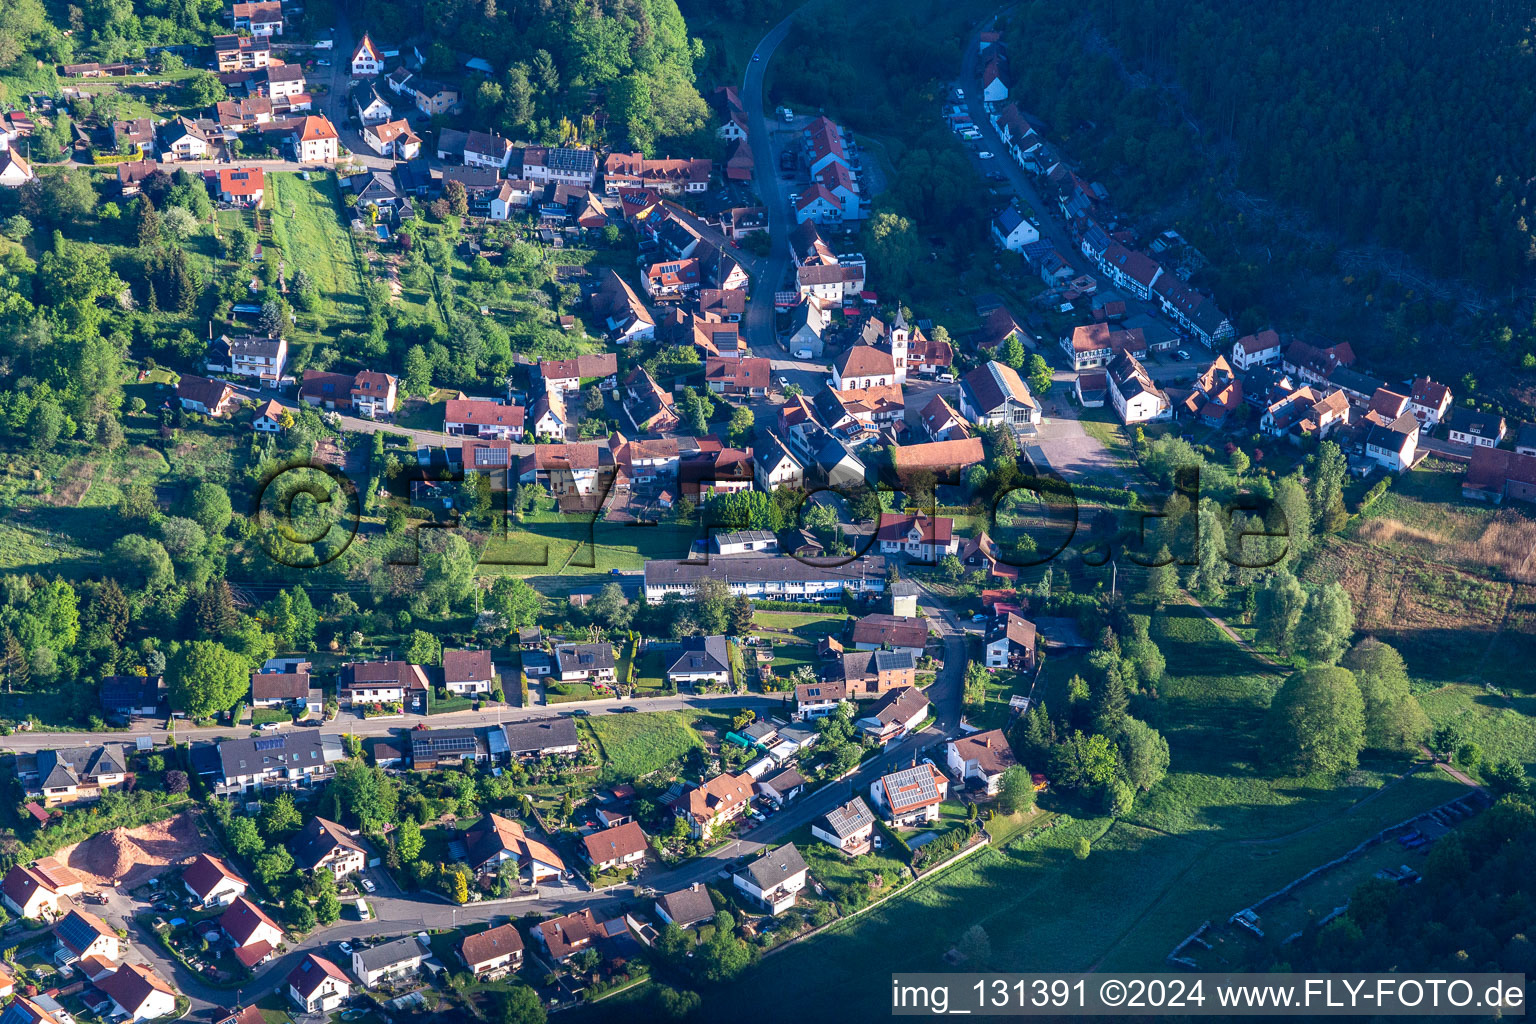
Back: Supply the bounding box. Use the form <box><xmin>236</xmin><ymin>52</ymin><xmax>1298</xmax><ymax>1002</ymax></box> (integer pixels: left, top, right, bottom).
<box><xmin>340</xmin><ymin>0</ymin><xmax>710</xmax><ymax>152</ymax></box>
<box><xmin>1007</xmin><ymin>0</ymin><xmax>1536</xmax><ymax>291</ymax></box>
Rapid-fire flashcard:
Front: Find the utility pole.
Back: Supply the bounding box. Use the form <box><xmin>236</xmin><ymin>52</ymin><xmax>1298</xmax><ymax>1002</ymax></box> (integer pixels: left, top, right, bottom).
<box><xmin>1110</xmin><ymin>559</ymin><xmax>1117</xmax><ymax>598</ymax></box>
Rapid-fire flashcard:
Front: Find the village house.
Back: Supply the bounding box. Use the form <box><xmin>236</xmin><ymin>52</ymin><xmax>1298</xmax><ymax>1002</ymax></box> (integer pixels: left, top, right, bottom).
<box><xmin>99</xmin><ymin>674</ymin><xmax>163</xmax><ymax>719</ymax></box>
<box><xmin>30</xmin><ymin>744</ymin><xmax>130</xmax><ymax>806</ymax></box>
<box><xmin>869</xmin><ymin>761</ymin><xmax>949</xmax><ymax>826</ymax></box>
<box><xmin>841</xmin><ymin>649</ymin><xmax>917</xmax><ymax>699</ymax></box>
<box><xmin>1230</xmin><ymin>329</ymin><xmax>1282</xmax><ymax>372</ymax></box>
<box><xmin>293</xmin><ymin>817</ymin><xmax>368</xmax><ymax>880</ymax></box>
<box><xmin>411</xmin><ymin>80</ymin><xmax>460</xmax><ymax>116</ymax></box>
<box><xmin>0</xmin><ymin>860</ymin><xmax>83</xmax><ymax>920</ymax></box>
<box><xmin>443</xmin><ymin>399</ymin><xmax>524</xmax><ymax>440</ymax></box>
<box><xmin>540</xmin><ymin>352</ymin><xmax>620</xmax><ymax>395</ymax></box>
<box><xmin>160</xmin><ymin>116</ymin><xmax>214</xmax><ymax>160</ymax></box>
<box><xmin>220</xmin><ymin>897</ymin><xmax>283</xmax><ymax>966</ymax></box>
<box><xmin>919</xmin><ymin>395</ymin><xmax>973</xmax><ymax>443</ymax></box>
<box><xmin>795</xmin><ymin>678</ymin><xmax>848</xmax><ymax>720</ymax></box>
<box><xmin>1360</xmin><ymin>413</ymin><xmax>1420</xmax><ymax>474</ymax></box>
<box><xmin>1062</xmin><ymin>323</ymin><xmax>1145</xmax><ymax>371</ymax></box>
<box><xmin>1075</xmin><ymin>370</ymin><xmax>1108</xmax><ymax>408</ymax></box>
<box><xmin>947</xmin><ymin>729</ymin><xmax>1018</xmax><ymax>796</ymax></box>
<box><xmin>959</xmin><ymin>360</ymin><xmax>1039</xmax><ymax>433</ymax></box>
<box><xmin>250</xmin><ymin>659</ymin><xmax>317</xmax><ymax>711</ymax></box>
<box><xmin>338</xmin><ymin>660</ymin><xmax>428</xmax><ymax>709</ymax></box>
<box><xmin>115</xmin><ymin>158</ymin><xmax>158</xmax><ymax>196</ymax></box>
<box><xmin>1408</xmin><ymin>377</ymin><xmax>1453</xmax><ymax>429</ymax></box>
<box><xmin>665</xmin><ymin>635</ymin><xmax>731</xmax><ymax>687</ymax></box>
<box><xmin>535</xmin><ymin>909</ymin><xmax>601</xmax><ymax>963</ymax></box>
<box><xmin>231</xmin><ymin>0</ymin><xmax>283</xmax><ymax>34</ymax></box>
<box><xmin>360</xmin><ymin>118</ymin><xmax>421</xmax><ymax>159</ymax></box>
<box><xmin>832</xmin><ymin>345</ymin><xmax>898</xmax><ymax>390</ymax></box>
<box><xmin>1260</xmin><ymin>385</ymin><xmax>1351</xmax><ymax>442</ymax></box>
<box><xmin>299</xmin><ymin>368</ymin><xmax>398</xmax><ymax>418</ymax></box>
<box><xmin>350</xmin><ymin>80</ymin><xmax>393</xmax><ymax>124</ymax></box>
<box><xmin>705</xmin><ymin>354</ymin><xmax>770</xmax><ymax>397</ymax></box>
<box><xmin>552</xmin><ymin>642</ymin><xmax>616</xmax><ymax>683</ymax></box>
<box><xmin>984</xmin><ymin>613</ymin><xmax>1038</xmax><ymax>671</ymax></box>
<box><xmin>176</xmin><ymin>374</ymin><xmax>237</xmax><ymax>417</ymax></box>
<box><xmin>855</xmin><ymin>686</ymin><xmax>931</xmax><ymax>743</ymax></box>
<box><xmin>55</xmin><ymin>909</ymin><xmax>119</xmax><ymax>963</ymax></box>
<box><xmin>522</xmin><ymin>145</ymin><xmax>598</xmax><ymax>187</ymax></box>
<box><xmin>287</xmin><ymin>955</ymin><xmax>350</xmax><ymax>1014</ymax></box>
<box><xmin>463</xmin><ymin>813</ymin><xmax>565</xmax><ymax>885</ymax></box>
<box><xmin>653</xmin><ymin>884</ymin><xmax>715</xmax><ymax>929</ymax></box>
<box><xmin>812</xmin><ymin>796</ymin><xmax>876</xmax><ymax>857</ymax></box>
<box><xmin>1107</xmin><ymin>352</ymin><xmax>1172</xmax><ymax>425</ymax></box>
<box><xmin>675</xmin><ymin>772</ymin><xmax>754</xmax><ymax>838</ymax></box>
<box><xmin>409</xmin><ymin>728</ymin><xmax>490</xmax><ymax>770</ymax></box>
<box><xmin>487</xmin><ymin>178</ymin><xmax>537</xmax><ymax>221</ymax></box>
<box><xmin>851</xmin><ymin>614</ymin><xmax>929</xmax><ymax>658</ymax></box>
<box><xmin>96</xmin><ymin>962</ymin><xmax>177</xmax><ymax>1022</ymax></box>
<box><xmin>642</xmin><ymin>555</ymin><xmax>888</xmax><ymax>603</ymax></box>
<box><xmin>1181</xmin><ymin>355</ymin><xmax>1243</xmax><ymax>427</ymax></box>
<box><xmin>991</xmin><ymin>205</ymin><xmax>1040</xmax><ymax>251</ymax></box>
<box><xmin>349</xmin><ymin>34</ymin><xmax>384</xmax><ymax>77</ymax></box>
<box><xmin>459</xmin><ymin>923</ymin><xmax>524</xmax><ymax>980</ymax></box>
<box><xmin>208</xmin><ymin>333</ymin><xmax>287</xmax><ymax>382</ymax></box>
<box><xmin>182</xmin><ymin>854</ymin><xmax>248</xmax><ymax>909</ymax></box>
<box><xmin>1462</xmin><ymin>447</ymin><xmax>1536</xmax><ymax>505</ymax></box>
<box><xmin>352</xmin><ymin>937</ymin><xmax>427</xmax><ymax>989</ymax></box>
<box><xmin>213</xmin><ymin>34</ymin><xmax>271</xmax><ymax>71</ymax></box>
<box><xmin>733</xmin><ymin>843</ymin><xmax>808</xmax><ymax>915</ymax></box>
<box><xmin>0</xmin><ymin>148</ymin><xmax>34</xmax><ymax>188</ymax></box>
<box><xmin>195</xmin><ymin>732</ymin><xmax>346</xmax><ymax>797</ymax></box>
<box><xmin>877</xmin><ymin>512</ymin><xmax>958</xmax><ymax>561</ymax></box>
<box><xmin>581</xmin><ymin>820</ymin><xmax>648</xmax><ymax>873</ymax></box>
<box><xmin>1446</xmin><ymin>408</ymin><xmax>1507</xmax><ymax>448</ymax></box>
<box><xmin>754</xmin><ymin>434</ymin><xmax>805</xmax><ymax>492</ymax></box>
<box><xmin>604</xmin><ymin>153</ymin><xmax>711</xmax><ymax>195</ymax></box>
<box><xmin>286</xmin><ymin>114</ymin><xmax>338</xmax><ymax>162</ymax></box>
<box><xmin>442</xmin><ymin>648</ymin><xmax>496</xmax><ymax>695</ymax></box>
<box><xmin>755</xmin><ymin>766</ymin><xmax>806</xmax><ymax>806</ymax></box>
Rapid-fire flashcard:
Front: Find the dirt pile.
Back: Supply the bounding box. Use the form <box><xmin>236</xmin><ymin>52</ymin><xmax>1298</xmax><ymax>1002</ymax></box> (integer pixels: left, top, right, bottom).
<box><xmin>58</xmin><ymin>812</ymin><xmax>215</xmax><ymax>888</ymax></box>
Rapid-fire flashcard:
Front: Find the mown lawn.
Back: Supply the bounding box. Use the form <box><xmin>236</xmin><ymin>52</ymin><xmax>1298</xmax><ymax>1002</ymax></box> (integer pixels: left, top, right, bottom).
<box><xmin>479</xmin><ymin>517</ymin><xmax>694</xmax><ymax>576</ymax></box>
<box><xmin>582</xmin><ymin>711</ymin><xmax>705</xmax><ymax>780</ymax></box>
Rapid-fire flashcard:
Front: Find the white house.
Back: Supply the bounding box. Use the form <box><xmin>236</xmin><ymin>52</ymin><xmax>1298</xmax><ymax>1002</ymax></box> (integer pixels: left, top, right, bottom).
<box><xmin>0</xmin><ymin>147</ymin><xmax>36</xmax><ymax>188</ymax></box>
<box><xmin>1408</xmin><ymin>377</ymin><xmax>1453</xmax><ymax>430</ymax></box>
<box><xmin>810</xmin><ymin>796</ymin><xmax>874</xmax><ymax>857</ymax></box>
<box><xmin>869</xmin><ymin>762</ymin><xmax>948</xmax><ymax>826</ymax></box>
<box><xmin>1107</xmin><ymin>352</ymin><xmax>1171</xmax><ymax>425</ymax></box>
<box><xmin>441</xmin><ymin>649</ymin><xmax>496</xmax><ymax>695</ymax></box>
<box><xmin>946</xmin><ymin>729</ymin><xmax>1018</xmax><ymax>797</ymax></box>
<box><xmin>875</xmin><ymin>512</ymin><xmax>957</xmax><ymax>561</ymax></box>
<box><xmin>732</xmin><ymin>843</ymin><xmax>807</xmax><ymax>915</ymax></box>
<box><xmin>1</xmin><ymin>860</ymin><xmax>84</xmax><ymax>920</ymax></box>
<box><xmin>459</xmin><ymin>923</ymin><xmax>523</xmax><ymax>980</ymax></box>
<box><xmin>1446</xmin><ymin>408</ymin><xmax>1505</xmax><ymax>449</ymax></box>
<box><xmin>351</xmin><ymin>937</ymin><xmax>426</xmax><ymax>989</ymax></box>
<box><xmin>1230</xmin><ymin>329</ymin><xmax>1282</xmax><ymax>372</ymax></box>
<box><xmin>220</xmin><ymin>896</ymin><xmax>284</xmax><ymax>953</ymax></box>
<box><xmin>97</xmin><ymin>962</ymin><xmax>177</xmax><ymax>1022</ymax></box>
<box><xmin>54</xmin><ymin>910</ymin><xmax>120</xmax><ymax>962</ymax></box>
<box><xmin>287</xmin><ymin>955</ymin><xmax>350</xmax><ymax>1014</ymax></box>
<box><xmin>182</xmin><ymin>854</ymin><xmax>248</xmax><ymax>908</ymax></box>
<box><xmin>991</xmin><ymin>206</ymin><xmax>1039</xmax><ymax>251</ymax></box>
<box><xmin>754</xmin><ymin>435</ymin><xmax>804</xmax><ymax>492</ymax></box>
<box><xmin>664</xmin><ymin>635</ymin><xmax>731</xmax><ymax>687</ymax></box>
<box><xmin>350</xmin><ymin>34</ymin><xmax>384</xmax><ymax>77</ymax></box>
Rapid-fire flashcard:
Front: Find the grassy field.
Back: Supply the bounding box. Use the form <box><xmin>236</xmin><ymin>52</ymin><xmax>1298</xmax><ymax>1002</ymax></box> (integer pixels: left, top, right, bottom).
<box><xmin>571</xmin><ymin>593</ymin><xmax>1474</xmax><ymax>1023</ymax></box>
<box><xmin>266</xmin><ymin>172</ymin><xmax>367</xmax><ymax>325</ymax></box>
<box><xmin>479</xmin><ymin>517</ymin><xmax>694</xmax><ymax>576</ymax></box>
<box><xmin>583</xmin><ymin>711</ymin><xmax>706</xmax><ymax>780</ymax></box>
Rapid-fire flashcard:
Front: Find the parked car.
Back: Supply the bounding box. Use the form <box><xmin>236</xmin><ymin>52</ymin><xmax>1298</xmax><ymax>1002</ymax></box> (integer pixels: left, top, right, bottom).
<box><xmin>938</xmin><ymin>373</ymin><xmax>956</xmax><ymax>383</ymax></box>
<box><xmin>978</xmin><ymin>151</ymin><xmax>995</xmax><ymax>159</ymax></box>
<box><xmin>258</xmin><ymin>722</ymin><xmax>281</xmax><ymax>732</ymax></box>
<box><xmin>338</xmin><ymin>942</ymin><xmax>354</xmax><ymax>956</ymax></box>
<box><xmin>358</xmin><ymin>878</ymin><xmax>377</xmax><ymax>894</ymax></box>
<box><xmin>777</xmin><ymin>376</ymin><xmax>789</xmax><ymax>388</ymax></box>
<box><xmin>1176</xmin><ymin>350</ymin><xmax>1191</xmax><ymax>361</ymax></box>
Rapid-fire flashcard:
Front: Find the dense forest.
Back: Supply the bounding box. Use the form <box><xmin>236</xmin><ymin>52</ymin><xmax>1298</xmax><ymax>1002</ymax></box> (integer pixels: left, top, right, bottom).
<box><xmin>343</xmin><ymin>0</ymin><xmax>710</xmax><ymax>152</ymax></box>
<box><xmin>1006</xmin><ymin>0</ymin><xmax>1536</xmax><ymax>291</ymax></box>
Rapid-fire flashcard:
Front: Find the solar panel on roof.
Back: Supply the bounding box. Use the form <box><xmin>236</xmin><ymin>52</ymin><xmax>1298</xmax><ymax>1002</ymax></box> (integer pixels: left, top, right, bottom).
<box><xmin>253</xmin><ymin>737</ymin><xmax>286</xmax><ymax>751</ymax></box>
